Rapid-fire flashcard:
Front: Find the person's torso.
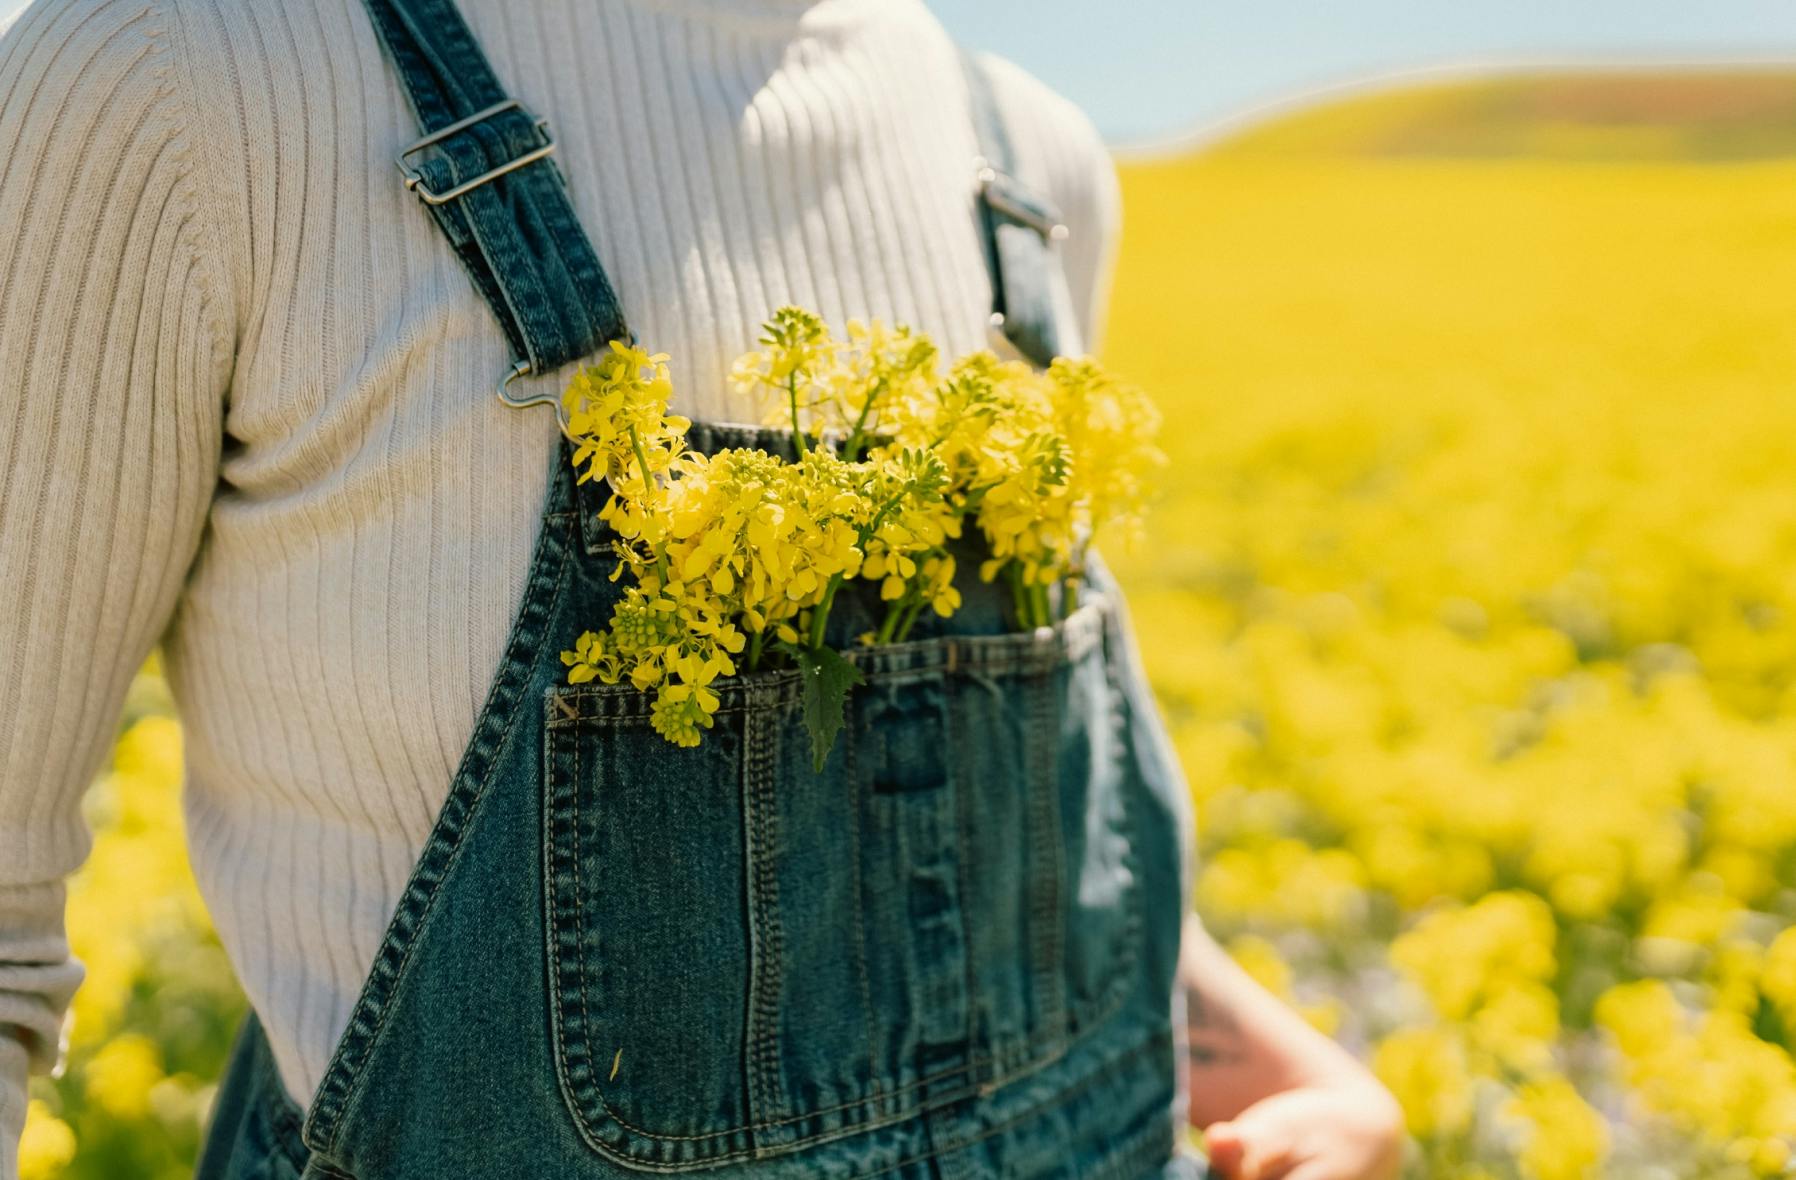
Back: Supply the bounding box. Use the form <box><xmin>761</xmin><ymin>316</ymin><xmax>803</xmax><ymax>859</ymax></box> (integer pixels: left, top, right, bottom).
<box><xmin>156</xmin><ymin>0</ymin><xmax>1090</xmax><ymax>1112</ymax></box>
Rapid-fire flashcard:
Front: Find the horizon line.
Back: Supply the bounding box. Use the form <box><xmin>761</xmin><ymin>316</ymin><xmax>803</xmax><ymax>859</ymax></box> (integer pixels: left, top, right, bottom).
<box><xmin>1110</xmin><ymin>52</ymin><xmax>1796</xmax><ymax>161</ymax></box>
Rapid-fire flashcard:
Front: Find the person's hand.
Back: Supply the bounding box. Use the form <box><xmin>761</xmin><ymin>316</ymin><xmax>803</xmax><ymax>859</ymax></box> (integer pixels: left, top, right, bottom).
<box><xmin>1202</xmin><ymin>1074</ymin><xmax>1405</xmax><ymax>1180</ymax></box>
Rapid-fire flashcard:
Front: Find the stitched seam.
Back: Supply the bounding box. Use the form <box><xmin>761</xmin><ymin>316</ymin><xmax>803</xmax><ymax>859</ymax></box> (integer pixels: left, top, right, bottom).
<box><xmin>847</xmin><ymin>719</ymin><xmax>881</xmax><ymax>1101</ymax></box>
<box><xmin>556</xmin><ymin>889</ymin><xmax>1137</xmax><ymax>1142</ymax></box>
<box><xmin>1028</xmin><ymin>660</ymin><xmax>1067</xmax><ymax>1041</ymax></box>
<box><xmin>572</xmin><ymin>727</ymin><xmax>605</xmax><ymax>1144</ymax></box>
<box><xmin>550</xmin><ymin>1019</ymin><xmax>1163</xmax><ymax>1177</ymax></box>
<box><xmin>548</xmin><ymin>837</ymin><xmax>1120</xmax><ymax>1146</ymax></box>
<box><xmin>545</xmin><ymin>597</ymin><xmax>1115</xmax><ymax>723</ymax></box>
<box><xmin>953</xmin><ymin>695</ymin><xmax>980</xmax><ymax>1070</ymax></box>
<box><xmin>329</xmin><ymin>547</ymin><xmax>570</xmax><ymax>1133</ymax></box>
<box><xmin>840</xmin><ymin>1025</ymin><xmax>1171</xmax><ymax>1180</ymax></box>
<box><xmin>541</xmin><ymin>599</ymin><xmax>1141</xmax><ymax>1161</ymax></box>
<box><xmin>305</xmin><ymin>510</ymin><xmax>572</xmax><ymax>1153</ymax></box>
<box><xmin>545</xmin><ymin>725</ymin><xmax>582</xmax><ymax>1151</ymax></box>
<box><xmin>746</xmin><ymin>703</ymin><xmax>785</xmax><ymax>1128</ymax></box>
<box><xmin>544</xmin><ymin>699</ymin><xmax>1139</xmax><ymax>1152</ymax></box>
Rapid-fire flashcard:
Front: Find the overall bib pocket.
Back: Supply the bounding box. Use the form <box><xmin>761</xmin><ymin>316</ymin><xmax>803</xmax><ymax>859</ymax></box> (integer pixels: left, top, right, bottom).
<box><xmin>540</xmin><ymin>588</ymin><xmax>1147</xmax><ymax>1172</ymax></box>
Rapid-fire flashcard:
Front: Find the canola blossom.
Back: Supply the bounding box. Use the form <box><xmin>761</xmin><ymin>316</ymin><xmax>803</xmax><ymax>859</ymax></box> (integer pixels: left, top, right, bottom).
<box><xmin>557</xmin><ymin>309</ymin><xmax>1164</xmax><ymax>759</ymax></box>
<box><xmin>1104</xmin><ymin>143</ymin><xmax>1796</xmax><ymax>1177</ymax></box>
<box><xmin>20</xmin><ymin>663</ymin><xmax>245</xmax><ymax>1180</ymax></box>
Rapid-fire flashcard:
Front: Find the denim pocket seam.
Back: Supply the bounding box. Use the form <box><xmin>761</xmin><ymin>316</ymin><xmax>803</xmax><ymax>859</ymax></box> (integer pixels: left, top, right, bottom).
<box><xmin>959</xmin><ymin>625</ymin><xmax>1144</xmax><ymax>1069</ymax></box>
<box><xmin>541</xmin><ymin>591</ymin><xmax>1140</xmax><ymax>1168</ymax></box>
<box><xmin>845</xmin><ymin>726</ymin><xmax>884</xmax><ymax>1104</ymax></box>
<box><xmin>543</xmin><ymin>594</ymin><xmax>1115</xmax><ymax>726</ymax></box>
<box><xmin>546</xmin><ymin>720</ymin><xmax>759</xmax><ymax>1165</ymax></box>
<box><xmin>542</xmin><ymin>713</ymin><xmax>923</xmax><ymax>1161</ymax></box>
<box><xmin>544</xmin><ymin>709</ymin><xmax>1105</xmax><ymax>1162</ymax></box>
<box><xmin>744</xmin><ymin>702</ymin><xmax>787</xmax><ymax>1124</ymax></box>
<box><xmin>1068</xmin><ymin>617</ymin><xmax>1147</xmax><ymax>1032</ymax></box>
<box><xmin>1024</xmin><ymin>658</ymin><xmax>1069</xmax><ymax>1041</ymax></box>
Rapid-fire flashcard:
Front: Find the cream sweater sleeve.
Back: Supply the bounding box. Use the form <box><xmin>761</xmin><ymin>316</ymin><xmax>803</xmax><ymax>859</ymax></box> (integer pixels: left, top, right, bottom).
<box><xmin>0</xmin><ymin>1</ymin><xmax>233</xmax><ymax>1173</ymax></box>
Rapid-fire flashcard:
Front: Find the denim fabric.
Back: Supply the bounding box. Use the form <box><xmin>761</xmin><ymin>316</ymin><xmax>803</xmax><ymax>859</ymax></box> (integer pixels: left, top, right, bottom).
<box><xmin>198</xmin><ymin>428</ymin><xmax>1198</xmax><ymax>1180</ymax></box>
<box><xmin>195</xmin><ymin>1</ymin><xmax>1202</xmax><ymax>1175</ymax></box>
<box><xmin>361</xmin><ymin>0</ymin><xmax>629</xmax><ymax>374</ymax></box>
<box><xmin>961</xmin><ymin>51</ymin><xmax>1082</xmax><ymax>366</ymax></box>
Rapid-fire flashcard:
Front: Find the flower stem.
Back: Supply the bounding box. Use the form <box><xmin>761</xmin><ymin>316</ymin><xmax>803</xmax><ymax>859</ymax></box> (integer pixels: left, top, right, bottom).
<box><xmin>859</xmin><ymin>490</ymin><xmax>910</xmax><ymax>548</ymax></box>
<box><xmin>875</xmin><ymin>598</ymin><xmax>906</xmax><ymax>645</ymax></box>
<box><xmin>809</xmin><ymin>574</ymin><xmax>844</xmax><ymax>649</ymax></box>
<box><xmin>893</xmin><ymin>595</ymin><xmax>928</xmax><ymax>643</ymax></box>
<box><xmin>842</xmin><ymin>377</ymin><xmax>888</xmax><ymax>463</ymax></box>
<box><xmin>1005</xmin><ymin>562</ymin><xmax>1028</xmax><ymax>629</ymax></box>
<box><xmin>787</xmin><ymin>374</ymin><xmax>809</xmax><ymax>458</ymax></box>
<box><xmin>627</xmin><ymin>424</ymin><xmax>672</xmax><ymax>586</ymax></box>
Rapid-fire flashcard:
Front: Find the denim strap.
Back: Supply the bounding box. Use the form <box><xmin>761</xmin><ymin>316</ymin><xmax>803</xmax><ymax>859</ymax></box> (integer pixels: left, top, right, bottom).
<box><xmin>962</xmin><ymin>51</ymin><xmax>1075</xmax><ymax>367</ymax></box>
<box><xmin>361</xmin><ymin>0</ymin><xmax>629</xmax><ymax>386</ymax></box>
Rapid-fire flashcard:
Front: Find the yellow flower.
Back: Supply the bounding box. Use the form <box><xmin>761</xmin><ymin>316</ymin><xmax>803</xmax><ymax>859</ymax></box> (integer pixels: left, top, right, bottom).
<box><xmin>1762</xmin><ymin>925</ymin><xmax>1796</xmax><ymax>1031</ymax></box>
<box><xmin>1372</xmin><ymin>1025</ymin><xmax>1474</xmax><ymax>1139</ymax></box>
<box><xmin>651</xmin><ymin>683</ymin><xmax>717</xmax><ymax>748</ymax></box>
<box><xmin>561</xmin><ymin>630</ymin><xmax>622</xmax><ymax>685</ymax></box>
<box><xmin>730</xmin><ymin>305</ymin><xmax>841</xmax><ymax>441</ymax></box>
<box><xmin>562</xmin><ymin>339</ymin><xmax>684</xmax><ymax>501</ymax></box>
<box><xmin>1467</xmin><ymin>983</ymin><xmax>1559</xmax><ymax>1075</ymax></box>
<box><xmin>83</xmin><ymin>1032</ymin><xmax>164</xmax><ymax>1120</ymax></box>
<box><xmin>1500</xmin><ymin>1076</ymin><xmax>1609</xmax><ymax>1180</ymax></box>
<box><xmin>561</xmin><ymin>308</ymin><xmax>1164</xmax><ymax>752</ymax></box>
<box><xmin>1389</xmin><ymin>892</ymin><xmax>1556</xmax><ymax>1023</ymax></box>
<box><xmin>19</xmin><ymin>1101</ymin><xmax>76</xmax><ymax>1180</ymax></box>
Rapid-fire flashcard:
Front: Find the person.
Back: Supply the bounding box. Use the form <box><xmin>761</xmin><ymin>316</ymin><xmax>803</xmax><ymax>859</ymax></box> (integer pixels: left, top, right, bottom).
<box><xmin>0</xmin><ymin>0</ymin><xmax>1404</xmax><ymax>1176</ymax></box>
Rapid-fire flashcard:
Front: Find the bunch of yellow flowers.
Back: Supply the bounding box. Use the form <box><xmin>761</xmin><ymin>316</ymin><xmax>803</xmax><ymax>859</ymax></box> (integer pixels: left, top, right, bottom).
<box><xmin>559</xmin><ymin>307</ymin><xmax>1162</xmax><ymax>761</ymax></box>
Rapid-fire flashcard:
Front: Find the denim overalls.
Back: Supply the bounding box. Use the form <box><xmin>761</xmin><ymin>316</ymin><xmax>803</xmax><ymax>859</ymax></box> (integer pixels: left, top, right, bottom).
<box><xmin>192</xmin><ymin>1</ymin><xmax>1200</xmax><ymax>1176</ymax></box>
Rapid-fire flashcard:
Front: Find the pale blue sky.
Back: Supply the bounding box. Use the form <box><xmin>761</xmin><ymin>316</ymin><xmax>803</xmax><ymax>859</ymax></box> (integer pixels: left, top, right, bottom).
<box><xmin>5</xmin><ymin>0</ymin><xmax>1794</xmax><ymax>143</ymax></box>
<box><xmin>927</xmin><ymin>1</ymin><xmax>1796</xmax><ymax>143</ymax></box>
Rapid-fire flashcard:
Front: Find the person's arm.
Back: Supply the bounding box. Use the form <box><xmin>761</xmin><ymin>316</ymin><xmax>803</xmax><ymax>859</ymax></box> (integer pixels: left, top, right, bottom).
<box><xmin>0</xmin><ymin>2</ymin><xmax>234</xmax><ymax>1175</ymax></box>
<box><xmin>1178</xmin><ymin>915</ymin><xmax>1405</xmax><ymax>1180</ymax></box>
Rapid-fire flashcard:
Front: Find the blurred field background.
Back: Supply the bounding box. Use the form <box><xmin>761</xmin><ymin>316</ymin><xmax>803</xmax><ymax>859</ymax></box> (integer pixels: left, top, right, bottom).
<box><xmin>21</xmin><ymin>68</ymin><xmax>1796</xmax><ymax>1180</ymax></box>
<box><xmin>1104</xmin><ymin>70</ymin><xmax>1796</xmax><ymax>1178</ymax></box>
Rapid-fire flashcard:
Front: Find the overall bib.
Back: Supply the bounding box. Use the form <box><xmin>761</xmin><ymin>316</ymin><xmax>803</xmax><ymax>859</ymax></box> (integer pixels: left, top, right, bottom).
<box><xmin>193</xmin><ymin>1</ymin><xmax>1201</xmax><ymax>1176</ymax></box>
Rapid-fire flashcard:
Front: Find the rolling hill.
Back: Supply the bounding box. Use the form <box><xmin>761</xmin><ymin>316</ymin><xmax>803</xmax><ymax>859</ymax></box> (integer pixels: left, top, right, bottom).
<box><xmin>1189</xmin><ymin>67</ymin><xmax>1796</xmax><ymax>162</ymax></box>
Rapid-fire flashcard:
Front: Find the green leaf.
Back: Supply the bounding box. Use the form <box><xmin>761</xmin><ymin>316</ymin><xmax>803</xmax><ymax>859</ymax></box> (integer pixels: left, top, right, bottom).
<box><xmin>796</xmin><ymin>645</ymin><xmax>865</xmax><ymax>772</ymax></box>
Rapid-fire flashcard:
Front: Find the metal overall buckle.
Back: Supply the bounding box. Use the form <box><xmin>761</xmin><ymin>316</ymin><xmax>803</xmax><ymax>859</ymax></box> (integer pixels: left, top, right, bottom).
<box><xmin>974</xmin><ymin>156</ymin><xmax>1069</xmax><ymax>242</ymax></box>
<box><xmin>395</xmin><ymin>98</ymin><xmax>555</xmax><ymax>206</ymax></box>
<box><xmin>974</xmin><ymin>156</ymin><xmax>1069</xmax><ymax>361</ymax></box>
<box><xmin>395</xmin><ymin>101</ymin><xmax>581</xmax><ymax>438</ymax></box>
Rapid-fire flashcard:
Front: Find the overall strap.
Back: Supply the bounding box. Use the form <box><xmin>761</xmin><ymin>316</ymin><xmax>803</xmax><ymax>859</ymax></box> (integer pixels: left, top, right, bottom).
<box><xmin>361</xmin><ymin>0</ymin><xmax>629</xmax><ymax>408</ymax></box>
<box><xmin>962</xmin><ymin>51</ymin><xmax>1078</xmax><ymax>367</ymax></box>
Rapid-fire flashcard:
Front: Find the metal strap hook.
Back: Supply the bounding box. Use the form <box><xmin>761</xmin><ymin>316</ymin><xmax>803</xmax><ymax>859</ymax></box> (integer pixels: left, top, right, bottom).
<box><xmin>498</xmin><ymin>359</ymin><xmax>579</xmax><ymax>443</ymax></box>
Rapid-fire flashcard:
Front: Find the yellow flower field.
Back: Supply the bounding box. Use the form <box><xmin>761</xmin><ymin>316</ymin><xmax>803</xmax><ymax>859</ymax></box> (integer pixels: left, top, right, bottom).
<box><xmin>24</xmin><ymin>74</ymin><xmax>1796</xmax><ymax>1178</ymax></box>
<box><xmin>19</xmin><ymin>662</ymin><xmax>242</xmax><ymax>1180</ymax></box>
<box><xmin>1104</xmin><ymin>85</ymin><xmax>1796</xmax><ymax>1177</ymax></box>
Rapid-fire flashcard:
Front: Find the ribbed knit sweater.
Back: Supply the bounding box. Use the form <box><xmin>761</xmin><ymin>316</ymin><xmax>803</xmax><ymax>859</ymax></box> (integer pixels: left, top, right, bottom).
<box><xmin>0</xmin><ymin>0</ymin><xmax>1120</xmax><ymax>1170</ymax></box>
